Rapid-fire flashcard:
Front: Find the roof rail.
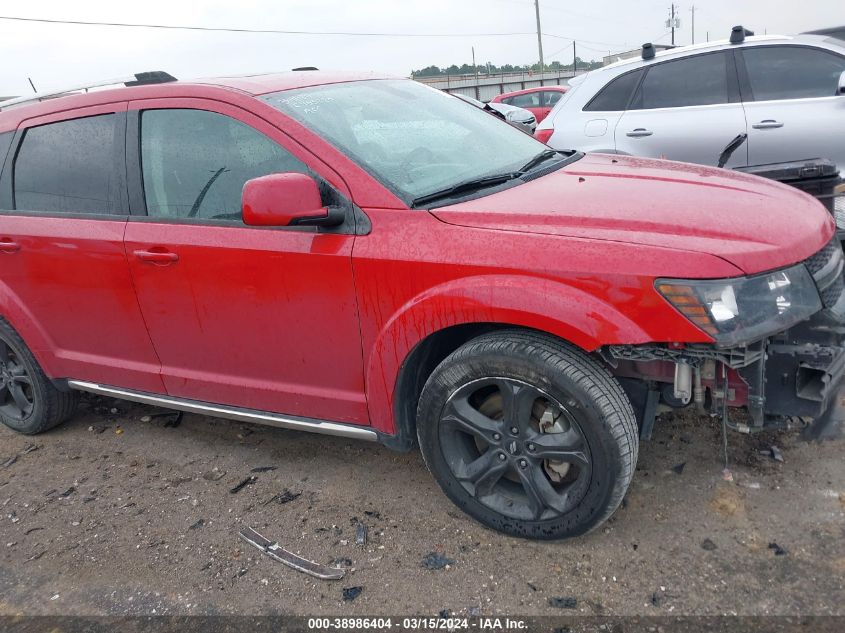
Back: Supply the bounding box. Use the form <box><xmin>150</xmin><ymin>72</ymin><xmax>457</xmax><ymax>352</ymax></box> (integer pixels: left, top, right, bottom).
<box><xmin>0</xmin><ymin>71</ymin><xmax>177</xmax><ymax>111</ymax></box>
<box><xmin>729</xmin><ymin>25</ymin><xmax>755</xmax><ymax>44</ymax></box>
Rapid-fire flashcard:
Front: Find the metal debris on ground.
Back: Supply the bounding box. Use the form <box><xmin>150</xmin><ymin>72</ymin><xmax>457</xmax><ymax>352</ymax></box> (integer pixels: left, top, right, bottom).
<box><xmin>672</xmin><ymin>462</ymin><xmax>686</xmax><ymax>475</ymax></box>
<box><xmin>549</xmin><ymin>596</ymin><xmax>578</xmax><ymax>609</ymax></box>
<box><xmin>764</xmin><ymin>446</ymin><xmax>785</xmax><ymax>462</ymax></box>
<box><xmin>263</xmin><ymin>489</ymin><xmax>301</xmax><ymax>505</ymax></box>
<box><xmin>239</xmin><ymin>527</ymin><xmax>346</xmax><ymax>580</ymax></box>
<box><xmin>768</xmin><ymin>542</ymin><xmax>789</xmax><ymax>556</ymax></box>
<box><xmin>58</xmin><ymin>487</ymin><xmax>76</xmax><ymax>498</ymax></box>
<box><xmin>355</xmin><ymin>522</ymin><xmax>368</xmax><ymax>546</ymax></box>
<box><xmin>229</xmin><ymin>476</ymin><xmax>257</xmax><ymax>494</ymax></box>
<box><xmin>250</xmin><ymin>466</ymin><xmax>277</xmax><ymax>473</ymax></box>
<box><xmin>342</xmin><ymin>586</ymin><xmax>363</xmax><ymax>602</ymax></box>
<box><xmin>421</xmin><ymin>552</ymin><xmax>454</xmax><ymax>570</ymax></box>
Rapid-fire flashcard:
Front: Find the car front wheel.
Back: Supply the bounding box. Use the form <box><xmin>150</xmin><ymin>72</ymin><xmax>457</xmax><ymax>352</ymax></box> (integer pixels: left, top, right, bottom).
<box><xmin>416</xmin><ymin>330</ymin><xmax>638</xmax><ymax>539</ymax></box>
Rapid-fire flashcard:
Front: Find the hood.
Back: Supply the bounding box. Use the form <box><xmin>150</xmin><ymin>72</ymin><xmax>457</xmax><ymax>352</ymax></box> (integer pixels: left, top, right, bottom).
<box><xmin>430</xmin><ymin>153</ymin><xmax>835</xmax><ymax>275</ymax></box>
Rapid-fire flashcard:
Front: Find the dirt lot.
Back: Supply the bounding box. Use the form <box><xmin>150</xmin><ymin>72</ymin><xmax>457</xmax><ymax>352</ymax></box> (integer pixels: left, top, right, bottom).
<box><xmin>0</xmin><ymin>394</ymin><xmax>843</xmax><ymax>617</ymax></box>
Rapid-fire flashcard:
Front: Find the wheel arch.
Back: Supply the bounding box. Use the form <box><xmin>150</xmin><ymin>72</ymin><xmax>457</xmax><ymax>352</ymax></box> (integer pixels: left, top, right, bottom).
<box><xmin>0</xmin><ymin>282</ymin><xmax>58</xmax><ymax>376</ymax></box>
<box><xmin>366</xmin><ymin>274</ymin><xmax>651</xmax><ymax>446</ymax></box>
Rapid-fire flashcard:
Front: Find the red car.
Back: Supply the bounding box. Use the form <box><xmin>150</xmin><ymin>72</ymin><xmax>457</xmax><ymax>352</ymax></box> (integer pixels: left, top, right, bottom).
<box><xmin>0</xmin><ymin>71</ymin><xmax>841</xmax><ymax>540</ymax></box>
<box><xmin>490</xmin><ymin>85</ymin><xmax>568</xmax><ymax>123</ymax></box>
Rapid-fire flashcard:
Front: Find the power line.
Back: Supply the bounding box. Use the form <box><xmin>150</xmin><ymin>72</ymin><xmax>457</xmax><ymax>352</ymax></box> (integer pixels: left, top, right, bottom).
<box><xmin>0</xmin><ymin>15</ymin><xmax>538</xmax><ymax>37</ymax></box>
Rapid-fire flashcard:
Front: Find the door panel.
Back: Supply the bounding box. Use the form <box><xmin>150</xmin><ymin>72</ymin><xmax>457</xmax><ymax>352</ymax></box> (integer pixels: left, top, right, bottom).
<box><xmin>744</xmin><ymin>97</ymin><xmax>845</xmax><ymax>170</ymax></box>
<box><xmin>124</xmin><ymin>100</ymin><xmax>368</xmax><ymax>423</ymax></box>
<box><xmin>0</xmin><ymin>105</ymin><xmax>164</xmax><ymax>391</ymax></box>
<box><xmin>124</xmin><ymin>221</ymin><xmax>366</xmax><ymax>422</ymax></box>
<box><xmin>615</xmin><ymin>104</ymin><xmax>748</xmax><ymax>166</ymax></box>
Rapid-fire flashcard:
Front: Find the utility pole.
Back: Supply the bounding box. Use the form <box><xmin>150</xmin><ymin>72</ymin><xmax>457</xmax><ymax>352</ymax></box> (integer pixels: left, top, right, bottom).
<box><xmin>573</xmin><ymin>41</ymin><xmax>577</xmax><ymax>74</ymax></box>
<box><xmin>534</xmin><ymin>0</ymin><xmax>544</xmax><ymax>71</ymax></box>
<box><xmin>670</xmin><ymin>4</ymin><xmax>676</xmax><ymax>46</ymax></box>
<box><xmin>690</xmin><ymin>5</ymin><xmax>695</xmax><ymax>44</ymax></box>
<box><xmin>472</xmin><ymin>46</ymin><xmax>477</xmax><ymax>80</ymax></box>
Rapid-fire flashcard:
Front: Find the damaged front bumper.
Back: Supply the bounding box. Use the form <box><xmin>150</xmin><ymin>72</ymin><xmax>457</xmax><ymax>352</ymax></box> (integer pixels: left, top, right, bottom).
<box><xmin>607</xmin><ymin>235</ymin><xmax>845</xmax><ymax>438</ymax></box>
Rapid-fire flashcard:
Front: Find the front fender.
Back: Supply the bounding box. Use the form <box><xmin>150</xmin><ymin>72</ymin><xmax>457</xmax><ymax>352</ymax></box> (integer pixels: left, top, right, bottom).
<box><xmin>364</xmin><ymin>274</ymin><xmax>653</xmax><ymax>435</ymax></box>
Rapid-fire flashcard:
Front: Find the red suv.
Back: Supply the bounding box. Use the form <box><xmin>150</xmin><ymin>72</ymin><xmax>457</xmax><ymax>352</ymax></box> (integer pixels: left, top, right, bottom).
<box><xmin>0</xmin><ymin>71</ymin><xmax>841</xmax><ymax>540</ymax></box>
<box><xmin>490</xmin><ymin>85</ymin><xmax>568</xmax><ymax>123</ymax></box>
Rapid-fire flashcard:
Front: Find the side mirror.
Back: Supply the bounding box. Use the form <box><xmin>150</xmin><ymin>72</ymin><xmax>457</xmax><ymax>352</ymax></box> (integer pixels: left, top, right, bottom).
<box><xmin>242</xmin><ymin>173</ymin><xmax>344</xmax><ymax>228</ymax></box>
<box><xmin>839</xmin><ymin>70</ymin><xmax>845</xmax><ymax>95</ymax></box>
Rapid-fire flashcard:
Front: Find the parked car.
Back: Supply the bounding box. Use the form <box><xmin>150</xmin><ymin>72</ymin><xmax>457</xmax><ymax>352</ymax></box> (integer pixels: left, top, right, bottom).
<box><xmin>535</xmin><ymin>29</ymin><xmax>845</xmax><ymax>176</ymax></box>
<box><xmin>491</xmin><ymin>85</ymin><xmax>567</xmax><ymax>123</ymax></box>
<box><xmin>0</xmin><ymin>70</ymin><xmax>842</xmax><ymax>540</ymax></box>
<box><xmin>452</xmin><ymin>92</ymin><xmax>537</xmax><ymax>134</ymax></box>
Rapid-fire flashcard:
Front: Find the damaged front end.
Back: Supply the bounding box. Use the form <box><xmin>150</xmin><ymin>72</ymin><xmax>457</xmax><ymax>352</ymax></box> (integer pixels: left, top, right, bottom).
<box><xmin>604</xmin><ymin>236</ymin><xmax>845</xmax><ymax>440</ymax></box>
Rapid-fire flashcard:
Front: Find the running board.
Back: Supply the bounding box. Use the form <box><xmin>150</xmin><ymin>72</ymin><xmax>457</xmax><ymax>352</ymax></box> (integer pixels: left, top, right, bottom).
<box><xmin>66</xmin><ymin>380</ymin><xmax>378</xmax><ymax>442</ymax></box>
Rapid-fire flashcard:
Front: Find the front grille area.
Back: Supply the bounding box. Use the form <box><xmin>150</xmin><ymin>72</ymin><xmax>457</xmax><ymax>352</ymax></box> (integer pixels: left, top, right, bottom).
<box><xmin>805</xmin><ymin>236</ymin><xmax>845</xmax><ymax>314</ymax></box>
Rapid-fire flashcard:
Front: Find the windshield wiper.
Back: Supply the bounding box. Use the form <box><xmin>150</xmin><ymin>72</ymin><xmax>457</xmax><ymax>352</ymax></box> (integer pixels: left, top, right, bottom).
<box><xmin>518</xmin><ymin>149</ymin><xmax>561</xmax><ymax>174</ymax></box>
<box><xmin>411</xmin><ymin>172</ymin><xmax>521</xmax><ymax>208</ymax></box>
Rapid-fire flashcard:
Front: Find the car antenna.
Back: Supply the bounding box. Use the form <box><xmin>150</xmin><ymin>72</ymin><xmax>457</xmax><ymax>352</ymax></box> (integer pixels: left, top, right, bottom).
<box><xmin>27</xmin><ymin>77</ymin><xmax>37</xmax><ymax>93</ymax></box>
<box><xmin>641</xmin><ymin>43</ymin><xmax>656</xmax><ymax>60</ymax></box>
<box><xmin>729</xmin><ymin>25</ymin><xmax>755</xmax><ymax>44</ymax></box>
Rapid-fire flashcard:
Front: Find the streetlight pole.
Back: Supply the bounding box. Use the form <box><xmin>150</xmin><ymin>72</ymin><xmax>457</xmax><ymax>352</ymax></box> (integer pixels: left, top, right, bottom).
<box><xmin>534</xmin><ymin>0</ymin><xmax>544</xmax><ymax>71</ymax></box>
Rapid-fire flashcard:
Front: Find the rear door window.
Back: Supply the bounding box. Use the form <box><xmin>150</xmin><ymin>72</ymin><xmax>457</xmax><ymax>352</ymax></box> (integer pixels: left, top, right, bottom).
<box><xmin>741</xmin><ymin>46</ymin><xmax>845</xmax><ymax>101</ymax></box>
<box><xmin>632</xmin><ymin>52</ymin><xmax>732</xmax><ymax>109</ymax></box>
<box><xmin>584</xmin><ymin>69</ymin><xmax>644</xmax><ymax>111</ymax></box>
<box><xmin>13</xmin><ymin>115</ymin><xmax>122</xmax><ymax>214</ymax></box>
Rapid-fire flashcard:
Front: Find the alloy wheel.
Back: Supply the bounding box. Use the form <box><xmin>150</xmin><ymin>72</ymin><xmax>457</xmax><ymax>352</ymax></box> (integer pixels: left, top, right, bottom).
<box><xmin>0</xmin><ymin>338</ymin><xmax>34</xmax><ymax>420</ymax></box>
<box><xmin>438</xmin><ymin>377</ymin><xmax>592</xmax><ymax>522</ymax></box>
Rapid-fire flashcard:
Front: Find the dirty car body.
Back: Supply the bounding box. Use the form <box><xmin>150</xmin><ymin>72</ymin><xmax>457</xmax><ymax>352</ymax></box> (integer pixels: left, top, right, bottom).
<box><xmin>0</xmin><ymin>71</ymin><xmax>841</xmax><ymax>539</ymax></box>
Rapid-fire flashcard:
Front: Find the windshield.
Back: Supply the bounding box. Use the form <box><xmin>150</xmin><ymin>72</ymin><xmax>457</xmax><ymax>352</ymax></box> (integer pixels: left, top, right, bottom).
<box><xmin>264</xmin><ymin>79</ymin><xmax>548</xmax><ymax>204</ymax></box>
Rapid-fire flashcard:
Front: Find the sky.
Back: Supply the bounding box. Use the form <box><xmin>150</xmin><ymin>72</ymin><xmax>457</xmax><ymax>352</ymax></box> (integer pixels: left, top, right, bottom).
<box><xmin>0</xmin><ymin>0</ymin><xmax>840</xmax><ymax>96</ymax></box>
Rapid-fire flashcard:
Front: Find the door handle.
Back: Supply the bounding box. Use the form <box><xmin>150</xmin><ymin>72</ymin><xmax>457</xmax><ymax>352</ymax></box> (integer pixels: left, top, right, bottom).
<box><xmin>133</xmin><ymin>249</ymin><xmax>179</xmax><ymax>265</ymax></box>
<box><xmin>0</xmin><ymin>239</ymin><xmax>20</xmax><ymax>254</ymax></box>
<box><xmin>752</xmin><ymin>119</ymin><xmax>784</xmax><ymax>129</ymax></box>
<box><xmin>626</xmin><ymin>128</ymin><xmax>653</xmax><ymax>137</ymax></box>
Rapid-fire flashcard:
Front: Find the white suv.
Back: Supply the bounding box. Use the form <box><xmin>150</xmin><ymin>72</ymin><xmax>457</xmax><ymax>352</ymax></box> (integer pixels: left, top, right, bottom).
<box><xmin>536</xmin><ymin>28</ymin><xmax>845</xmax><ymax>175</ymax></box>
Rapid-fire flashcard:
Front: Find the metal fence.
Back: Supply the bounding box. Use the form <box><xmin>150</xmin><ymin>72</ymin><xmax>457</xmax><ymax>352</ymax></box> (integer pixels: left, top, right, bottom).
<box><xmin>415</xmin><ymin>70</ymin><xmax>582</xmax><ymax>102</ymax></box>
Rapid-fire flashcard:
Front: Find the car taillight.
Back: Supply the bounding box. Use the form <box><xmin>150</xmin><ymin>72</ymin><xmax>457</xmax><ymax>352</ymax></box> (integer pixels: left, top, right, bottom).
<box><xmin>534</xmin><ymin>128</ymin><xmax>553</xmax><ymax>144</ymax></box>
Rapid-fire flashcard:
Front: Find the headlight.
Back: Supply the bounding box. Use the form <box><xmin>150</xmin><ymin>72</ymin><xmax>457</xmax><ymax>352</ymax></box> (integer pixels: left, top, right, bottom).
<box><xmin>656</xmin><ymin>264</ymin><xmax>822</xmax><ymax>347</ymax></box>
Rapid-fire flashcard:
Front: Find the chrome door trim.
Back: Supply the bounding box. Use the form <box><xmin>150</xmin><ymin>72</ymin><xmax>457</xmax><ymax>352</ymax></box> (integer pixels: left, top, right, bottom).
<box><xmin>67</xmin><ymin>380</ymin><xmax>378</xmax><ymax>442</ymax></box>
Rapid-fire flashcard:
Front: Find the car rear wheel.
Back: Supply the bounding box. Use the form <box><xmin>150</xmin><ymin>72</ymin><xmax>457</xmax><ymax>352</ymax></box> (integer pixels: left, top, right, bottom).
<box><xmin>416</xmin><ymin>330</ymin><xmax>638</xmax><ymax>539</ymax></box>
<box><xmin>0</xmin><ymin>320</ymin><xmax>78</xmax><ymax>435</ymax></box>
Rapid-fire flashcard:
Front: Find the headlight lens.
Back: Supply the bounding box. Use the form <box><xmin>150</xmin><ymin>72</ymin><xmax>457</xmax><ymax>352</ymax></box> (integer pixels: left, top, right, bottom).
<box><xmin>656</xmin><ymin>264</ymin><xmax>822</xmax><ymax>346</ymax></box>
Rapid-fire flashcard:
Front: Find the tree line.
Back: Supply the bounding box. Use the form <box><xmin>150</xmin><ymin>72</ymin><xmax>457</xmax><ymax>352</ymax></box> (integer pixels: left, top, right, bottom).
<box><xmin>411</xmin><ymin>58</ymin><xmax>603</xmax><ymax>77</ymax></box>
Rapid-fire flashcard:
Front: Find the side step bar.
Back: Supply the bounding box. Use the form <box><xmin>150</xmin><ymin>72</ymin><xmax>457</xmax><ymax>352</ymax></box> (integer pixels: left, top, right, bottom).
<box><xmin>66</xmin><ymin>380</ymin><xmax>378</xmax><ymax>442</ymax></box>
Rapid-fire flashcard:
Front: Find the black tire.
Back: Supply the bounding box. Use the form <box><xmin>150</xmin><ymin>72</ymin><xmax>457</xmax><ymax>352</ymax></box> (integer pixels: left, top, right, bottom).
<box><xmin>0</xmin><ymin>319</ymin><xmax>78</xmax><ymax>435</ymax></box>
<box><xmin>416</xmin><ymin>330</ymin><xmax>638</xmax><ymax>540</ymax></box>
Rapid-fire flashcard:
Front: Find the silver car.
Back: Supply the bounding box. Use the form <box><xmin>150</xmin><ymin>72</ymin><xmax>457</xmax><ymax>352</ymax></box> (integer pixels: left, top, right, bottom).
<box><xmin>537</xmin><ymin>29</ymin><xmax>845</xmax><ymax>177</ymax></box>
<box><xmin>452</xmin><ymin>93</ymin><xmax>537</xmax><ymax>134</ymax></box>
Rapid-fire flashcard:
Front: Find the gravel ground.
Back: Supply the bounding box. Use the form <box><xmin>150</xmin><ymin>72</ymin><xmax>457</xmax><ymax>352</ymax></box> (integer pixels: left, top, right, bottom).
<box><xmin>0</xmin><ymin>394</ymin><xmax>843</xmax><ymax>617</ymax></box>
